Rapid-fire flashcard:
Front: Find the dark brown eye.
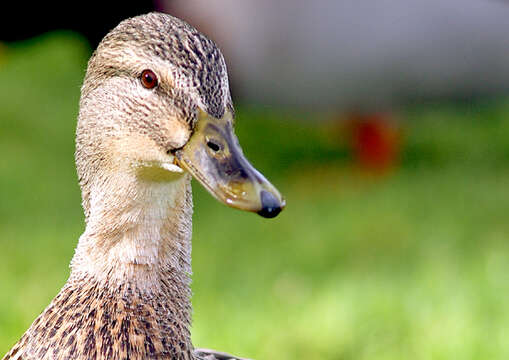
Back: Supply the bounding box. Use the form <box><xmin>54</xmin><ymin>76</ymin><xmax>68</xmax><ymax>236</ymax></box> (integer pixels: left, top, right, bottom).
<box><xmin>140</xmin><ymin>69</ymin><xmax>158</xmax><ymax>89</ymax></box>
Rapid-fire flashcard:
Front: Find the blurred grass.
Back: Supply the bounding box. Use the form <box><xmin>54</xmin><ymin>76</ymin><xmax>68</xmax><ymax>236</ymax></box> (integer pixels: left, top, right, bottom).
<box><xmin>2</xmin><ymin>33</ymin><xmax>509</xmax><ymax>360</ymax></box>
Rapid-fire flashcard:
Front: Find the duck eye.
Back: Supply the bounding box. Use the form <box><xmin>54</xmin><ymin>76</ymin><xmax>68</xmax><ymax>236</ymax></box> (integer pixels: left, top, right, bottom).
<box><xmin>140</xmin><ymin>69</ymin><xmax>158</xmax><ymax>89</ymax></box>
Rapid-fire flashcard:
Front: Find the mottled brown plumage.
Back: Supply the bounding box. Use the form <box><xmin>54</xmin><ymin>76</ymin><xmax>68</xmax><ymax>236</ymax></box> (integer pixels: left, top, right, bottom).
<box><xmin>1</xmin><ymin>12</ymin><xmax>286</xmax><ymax>360</ymax></box>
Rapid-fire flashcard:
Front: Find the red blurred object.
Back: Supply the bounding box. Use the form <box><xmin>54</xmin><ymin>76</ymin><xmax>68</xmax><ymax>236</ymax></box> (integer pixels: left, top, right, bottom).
<box><xmin>346</xmin><ymin>112</ymin><xmax>402</xmax><ymax>172</ymax></box>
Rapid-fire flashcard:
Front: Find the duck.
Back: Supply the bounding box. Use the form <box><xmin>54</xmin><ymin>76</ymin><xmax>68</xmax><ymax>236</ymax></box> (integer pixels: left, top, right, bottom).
<box><xmin>3</xmin><ymin>12</ymin><xmax>284</xmax><ymax>360</ymax></box>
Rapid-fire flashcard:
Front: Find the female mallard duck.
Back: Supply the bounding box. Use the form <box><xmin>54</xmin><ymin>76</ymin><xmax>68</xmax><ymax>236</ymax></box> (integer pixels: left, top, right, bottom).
<box><xmin>3</xmin><ymin>12</ymin><xmax>284</xmax><ymax>360</ymax></box>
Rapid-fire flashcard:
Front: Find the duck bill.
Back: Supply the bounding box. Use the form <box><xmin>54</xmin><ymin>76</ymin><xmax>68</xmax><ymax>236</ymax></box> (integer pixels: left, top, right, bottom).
<box><xmin>174</xmin><ymin>110</ymin><xmax>285</xmax><ymax>218</ymax></box>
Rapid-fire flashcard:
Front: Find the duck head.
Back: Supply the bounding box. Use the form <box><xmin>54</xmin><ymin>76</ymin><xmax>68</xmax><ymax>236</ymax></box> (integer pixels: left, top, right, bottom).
<box><xmin>76</xmin><ymin>12</ymin><xmax>284</xmax><ymax>218</ymax></box>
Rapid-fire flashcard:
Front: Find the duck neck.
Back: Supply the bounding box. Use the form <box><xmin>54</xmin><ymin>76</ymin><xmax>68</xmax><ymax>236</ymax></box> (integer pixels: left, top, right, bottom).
<box><xmin>72</xmin><ymin>168</ymin><xmax>193</xmax><ymax>285</ymax></box>
<box><xmin>67</xmin><ymin>167</ymin><xmax>195</xmax><ymax>354</ymax></box>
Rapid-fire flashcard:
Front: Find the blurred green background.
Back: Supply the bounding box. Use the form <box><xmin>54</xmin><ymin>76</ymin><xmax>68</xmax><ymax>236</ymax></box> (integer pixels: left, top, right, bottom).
<box><xmin>1</xmin><ymin>33</ymin><xmax>509</xmax><ymax>360</ymax></box>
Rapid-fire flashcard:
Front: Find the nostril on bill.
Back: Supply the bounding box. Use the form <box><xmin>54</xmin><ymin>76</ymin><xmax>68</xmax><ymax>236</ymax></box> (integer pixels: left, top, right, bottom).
<box><xmin>206</xmin><ymin>140</ymin><xmax>221</xmax><ymax>152</ymax></box>
<box><xmin>257</xmin><ymin>190</ymin><xmax>282</xmax><ymax>218</ymax></box>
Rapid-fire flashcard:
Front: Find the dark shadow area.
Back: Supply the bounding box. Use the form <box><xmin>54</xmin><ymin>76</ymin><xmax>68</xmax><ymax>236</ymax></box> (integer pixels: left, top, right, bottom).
<box><xmin>0</xmin><ymin>1</ymin><xmax>155</xmax><ymax>47</ymax></box>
